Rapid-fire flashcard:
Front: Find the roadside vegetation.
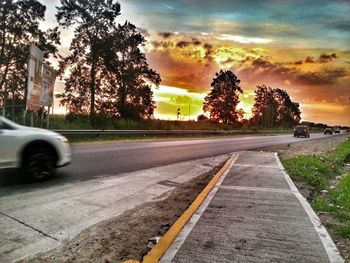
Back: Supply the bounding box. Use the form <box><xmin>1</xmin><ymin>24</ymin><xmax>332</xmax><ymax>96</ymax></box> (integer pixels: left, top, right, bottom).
<box><xmin>282</xmin><ymin>138</ymin><xmax>350</xmax><ymax>258</ymax></box>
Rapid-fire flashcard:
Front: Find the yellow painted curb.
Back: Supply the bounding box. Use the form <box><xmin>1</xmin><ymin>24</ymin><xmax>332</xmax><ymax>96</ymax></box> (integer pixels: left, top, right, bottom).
<box><xmin>142</xmin><ymin>154</ymin><xmax>236</xmax><ymax>263</ymax></box>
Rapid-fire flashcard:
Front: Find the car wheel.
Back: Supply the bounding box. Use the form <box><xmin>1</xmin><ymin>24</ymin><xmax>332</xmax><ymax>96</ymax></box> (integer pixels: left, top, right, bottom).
<box><xmin>23</xmin><ymin>148</ymin><xmax>55</xmax><ymax>181</ymax></box>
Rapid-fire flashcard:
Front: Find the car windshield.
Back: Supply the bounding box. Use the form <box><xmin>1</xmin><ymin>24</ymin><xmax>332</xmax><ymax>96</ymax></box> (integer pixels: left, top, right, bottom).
<box><xmin>0</xmin><ymin>117</ymin><xmax>17</xmax><ymax>129</ymax></box>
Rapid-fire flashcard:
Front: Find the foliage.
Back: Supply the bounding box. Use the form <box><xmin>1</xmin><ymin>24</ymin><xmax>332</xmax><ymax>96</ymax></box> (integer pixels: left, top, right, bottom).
<box><xmin>197</xmin><ymin>114</ymin><xmax>209</xmax><ymax>122</ymax></box>
<box><xmin>203</xmin><ymin>70</ymin><xmax>243</xmax><ymax>124</ymax></box>
<box><xmin>100</xmin><ymin>22</ymin><xmax>161</xmax><ymax>119</ymax></box>
<box><xmin>0</xmin><ymin>0</ymin><xmax>60</xmax><ymax>116</ymax></box>
<box><xmin>56</xmin><ymin>1</ymin><xmax>160</xmax><ymax>122</ymax></box>
<box><xmin>56</xmin><ymin>0</ymin><xmax>121</xmax><ymax>117</ymax></box>
<box><xmin>251</xmin><ymin>85</ymin><xmax>301</xmax><ymax>128</ymax></box>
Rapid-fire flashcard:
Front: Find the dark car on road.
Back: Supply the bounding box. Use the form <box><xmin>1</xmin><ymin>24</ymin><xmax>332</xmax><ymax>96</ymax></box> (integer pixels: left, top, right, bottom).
<box><xmin>294</xmin><ymin>125</ymin><xmax>310</xmax><ymax>138</ymax></box>
<box><xmin>324</xmin><ymin>127</ymin><xmax>333</xmax><ymax>135</ymax></box>
<box><xmin>334</xmin><ymin>127</ymin><xmax>341</xmax><ymax>134</ymax></box>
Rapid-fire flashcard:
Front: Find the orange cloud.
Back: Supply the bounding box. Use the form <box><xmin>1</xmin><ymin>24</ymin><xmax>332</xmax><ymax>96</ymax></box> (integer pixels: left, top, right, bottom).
<box><xmin>146</xmin><ymin>31</ymin><xmax>350</xmax><ymax>125</ymax></box>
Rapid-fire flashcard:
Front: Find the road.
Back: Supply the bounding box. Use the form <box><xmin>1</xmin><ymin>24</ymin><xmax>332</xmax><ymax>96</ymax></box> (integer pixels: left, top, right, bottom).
<box><xmin>61</xmin><ymin>133</ymin><xmax>329</xmax><ymax>180</ymax></box>
<box><xmin>0</xmin><ymin>133</ymin><xmax>331</xmax><ymax>191</ymax></box>
<box><xmin>0</xmin><ymin>133</ymin><xmax>340</xmax><ymax>262</ymax></box>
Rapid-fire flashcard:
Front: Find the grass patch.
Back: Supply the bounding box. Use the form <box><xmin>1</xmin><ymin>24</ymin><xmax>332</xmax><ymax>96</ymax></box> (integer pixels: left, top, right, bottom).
<box><xmin>335</xmin><ymin>225</ymin><xmax>350</xmax><ymax>238</ymax></box>
<box><xmin>282</xmin><ymin>138</ymin><xmax>350</xmax><ymax>244</ymax></box>
<box><xmin>332</xmin><ymin>175</ymin><xmax>350</xmax><ymax>210</ymax></box>
<box><xmin>44</xmin><ymin>114</ymin><xmax>310</xmax><ymax>133</ymax></box>
<box><xmin>283</xmin><ymin>156</ymin><xmax>332</xmax><ymax>189</ymax></box>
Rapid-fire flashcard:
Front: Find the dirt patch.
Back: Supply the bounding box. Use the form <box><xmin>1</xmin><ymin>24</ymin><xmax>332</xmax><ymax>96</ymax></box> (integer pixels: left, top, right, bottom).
<box><xmin>19</xmin><ymin>163</ymin><xmax>225</xmax><ymax>263</ymax></box>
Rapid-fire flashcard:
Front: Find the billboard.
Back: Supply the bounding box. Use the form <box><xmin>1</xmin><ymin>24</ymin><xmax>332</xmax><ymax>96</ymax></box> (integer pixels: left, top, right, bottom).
<box><xmin>26</xmin><ymin>44</ymin><xmax>44</xmax><ymax>111</ymax></box>
<box><xmin>41</xmin><ymin>64</ymin><xmax>57</xmax><ymax>107</ymax></box>
<box><xmin>26</xmin><ymin>44</ymin><xmax>57</xmax><ymax>110</ymax></box>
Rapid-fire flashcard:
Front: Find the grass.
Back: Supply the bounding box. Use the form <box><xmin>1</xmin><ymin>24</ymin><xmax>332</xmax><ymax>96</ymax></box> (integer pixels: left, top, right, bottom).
<box><xmin>282</xmin><ymin>138</ymin><xmax>350</xmax><ymax>242</ymax></box>
<box><xmin>65</xmin><ymin>134</ymin><xmax>237</xmax><ymax>143</ymax></box>
<box><xmin>44</xmin><ymin>114</ymin><xmax>312</xmax><ymax>132</ymax></box>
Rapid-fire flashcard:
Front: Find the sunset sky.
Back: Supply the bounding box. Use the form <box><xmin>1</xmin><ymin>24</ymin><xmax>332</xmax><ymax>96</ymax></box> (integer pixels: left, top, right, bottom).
<box><xmin>40</xmin><ymin>0</ymin><xmax>350</xmax><ymax>126</ymax></box>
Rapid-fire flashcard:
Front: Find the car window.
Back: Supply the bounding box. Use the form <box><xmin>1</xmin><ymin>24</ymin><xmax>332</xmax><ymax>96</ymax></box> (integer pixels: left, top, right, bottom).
<box><xmin>0</xmin><ymin>120</ymin><xmax>13</xmax><ymax>130</ymax></box>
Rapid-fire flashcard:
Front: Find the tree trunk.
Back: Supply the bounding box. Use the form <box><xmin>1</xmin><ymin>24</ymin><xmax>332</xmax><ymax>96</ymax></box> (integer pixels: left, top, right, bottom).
<box><xmin>90</xmin><ymin>60</ymin><xmax>96</xmax><ymax>118</ymax></box>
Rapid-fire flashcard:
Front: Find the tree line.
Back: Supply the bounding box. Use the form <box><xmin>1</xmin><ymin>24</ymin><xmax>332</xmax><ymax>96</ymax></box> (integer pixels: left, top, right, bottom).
<box><xmin>1</xmin><ymin>0</ymin><xmax>301</xmax><ymax>128</ymax></box>
<box><xmin>203</xmin><ymin>70</ymin><xmax>301</xmax><ymax>128</ymax></box>
<box><xmin>0</xmin><ymin>0</ymin><xmax>160</xmax><ymax>124</ymax></box>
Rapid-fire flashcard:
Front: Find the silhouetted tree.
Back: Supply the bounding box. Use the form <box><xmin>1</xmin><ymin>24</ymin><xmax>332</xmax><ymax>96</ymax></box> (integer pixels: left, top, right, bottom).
<box><xmin>251</xmin><ymin>85</ymin><xmax>301</xmax><ymax>128</ymax></box>
<box><xmin>273</xmin><ymin>88</ymin><xmax>301</xmax><ymax>126</ymax></box>
<box><xmin>203</xmin><ymin>70</ymin><xmax>243</xmax><ymax>124</ymax></box>
<box><xmin>100</xmin><ymin>22</ymin><xmax>161</xmax><ymax>119</ymax></box>
<box><xmin>197</xmin><ymin>114</ymin><xmax>209</xmax><ymax>122</ymax></box>
<box><xmin>0</xmin><ymin>0</ymin><xmax>60</xmax><ymax>117</ymax></box>
<box><xmin>56</xmin><ymin>0</ymin><xmax>121</xmax><ymax>117</ymax></box>
<box><xmin>57</xmin><ymin>2</ymin><xmax>160</xmax><ymax>120</ymax></box>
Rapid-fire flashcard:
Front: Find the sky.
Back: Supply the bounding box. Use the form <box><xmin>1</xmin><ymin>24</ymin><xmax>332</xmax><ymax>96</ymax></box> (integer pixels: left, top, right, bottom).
<box><xmin>40</xmin><ymin>0</ymin><xmax>350</xmax><ymax>126</ymax></box>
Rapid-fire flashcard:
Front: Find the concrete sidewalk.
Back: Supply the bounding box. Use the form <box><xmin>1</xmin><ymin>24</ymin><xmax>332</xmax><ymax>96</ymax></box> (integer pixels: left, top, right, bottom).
<box><xmin>160</xmin><ymin>151</ymin><xmax>343</xmax><ymax>263</ymax></box>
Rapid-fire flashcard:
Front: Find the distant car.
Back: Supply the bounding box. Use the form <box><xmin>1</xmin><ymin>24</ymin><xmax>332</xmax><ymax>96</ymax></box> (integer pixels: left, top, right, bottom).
<box><xmin>334</xmin><ymin>127</ymin><xmax>340</xmax><ymax>134</ymax></box>
<box><xmin>294</xmin><ymin>125</ymin><xmax>310</xmax><ymax>138</ymax></box>
<box><xmin>0</xmin><ymin>116</ymin><xmax>71</xmax><ymax>180</ymax></box>
<box><xmin>324</xmin><ymin>127</ymin><xmax>333</xmax><ymax>135</ymax></box>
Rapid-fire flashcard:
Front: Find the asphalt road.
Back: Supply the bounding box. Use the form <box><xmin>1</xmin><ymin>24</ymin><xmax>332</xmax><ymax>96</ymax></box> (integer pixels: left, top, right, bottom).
<box><xmin>0</xmin><ymin>133</ymin><xmax>331</xmax><ymax>190</ymax></box>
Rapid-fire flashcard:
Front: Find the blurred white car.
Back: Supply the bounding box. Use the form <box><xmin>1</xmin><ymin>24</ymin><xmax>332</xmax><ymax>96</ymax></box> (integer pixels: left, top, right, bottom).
<box><xmin>0</xmin><ymin>116</ymin><xmax>71</xmax><ymax>180</ymax></box>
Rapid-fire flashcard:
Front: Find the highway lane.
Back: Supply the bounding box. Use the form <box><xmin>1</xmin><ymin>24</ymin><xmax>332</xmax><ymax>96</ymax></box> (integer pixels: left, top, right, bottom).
<box><xmin>0</xmin><ymin>133</ymin><xmax>333</xmax><ymax>190</ymax></box>
<box><xmin>60</xmin><ymin>133</ymin><xmax>329</xmax><ymax>181</ymax></box>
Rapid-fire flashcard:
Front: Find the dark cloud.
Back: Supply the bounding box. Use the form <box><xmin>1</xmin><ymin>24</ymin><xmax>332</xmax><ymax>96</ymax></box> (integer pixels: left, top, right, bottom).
<box><xmin>305</xmin><ymin>56</ymin><xmax>315</xmax><ymax>63</ymax></box>
<box><xmin>237</xmin><ymin>57</ymin><xmax>347</xmax><ymax>87</ymax></box>
<box><xmin>240</xmin><ymin>56</ymin><xmax>255</xmax><ymax>64</ymax></box>
<box><xmin>296</xmin><ymin>68</ymin><xmax>347</xmax><ymax>85</ymax></box>
<box><xmin>191</xmin><ymin>38</ymin><xmax>201</xmax><ymax>46</ymax></box>
<box><xmin>304</xmin><ymin>53</ymin><xmax>337</xmax><ymax>64</ymax></box>
<box><xmin>222</xmin><ymin>58</ymin><xmax>235</xmax><ymax>64</ymax></box>
<box><xmin>203</xmin><ymin>43</ymin><xmax>213</xmax><ymax>62</ymax></box>
<box><xmin>152</xmin><ymin>41</ymin><xmax>170</xmax><ymax>49</ymax></box>
<box><xmin>319</xmin><ymin>53</ymin><xmax>337</xmax><ymax>63</ymax></box>
<box><xmin>176</xmin><ymin>41</ymin><xmax>191</xmax><ymax>48</ymax></box>
<box><xmin>158</xmin><ymin>32</ymin><xmax>174</xmax><ymax>38</ymax></box>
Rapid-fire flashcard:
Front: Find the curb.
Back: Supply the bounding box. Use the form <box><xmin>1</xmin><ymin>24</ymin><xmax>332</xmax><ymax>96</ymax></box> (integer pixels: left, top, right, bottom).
<box><xmin>140</xmin><ymin>154</ymin><xmax>236</xmax><ymax>263</ymax></box>
<box><xmin>274</xmin><ymin>153</ymin><xmax>344</xmax><ymax>263</ymax></box>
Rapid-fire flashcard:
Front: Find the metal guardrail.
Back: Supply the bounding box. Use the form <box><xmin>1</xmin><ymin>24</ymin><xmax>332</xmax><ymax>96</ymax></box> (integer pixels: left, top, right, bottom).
<box><xmin>53</xmin><ymin>129</ymin><xmax>286</xmax><ymax>136</ymax></box>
